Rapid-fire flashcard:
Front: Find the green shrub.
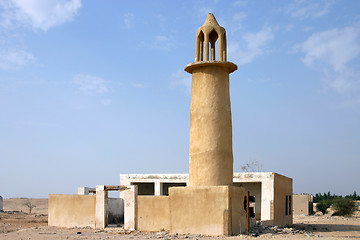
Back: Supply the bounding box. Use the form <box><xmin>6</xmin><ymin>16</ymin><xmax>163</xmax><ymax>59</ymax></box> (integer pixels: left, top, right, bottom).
<box><xmin>332</xmin><ymin>198</ymin><xmax>356</xmax><ymax>216</ymax></box>
<box><xmin>317</xmin><ymin>200</ymin><xmax>332</xmax><ymax>214</ymax></box>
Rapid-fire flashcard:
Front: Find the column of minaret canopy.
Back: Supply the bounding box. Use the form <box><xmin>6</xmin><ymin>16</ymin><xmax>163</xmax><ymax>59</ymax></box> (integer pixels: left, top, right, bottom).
<box><xmin>195</xmin><ymin>28</ymin><xmax>226</xmax><ymax>62</ymax></box>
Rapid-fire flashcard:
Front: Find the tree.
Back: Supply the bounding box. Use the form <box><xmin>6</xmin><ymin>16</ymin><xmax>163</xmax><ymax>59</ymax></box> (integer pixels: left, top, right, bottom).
<box><xmin>332</xmin><ymin>198</ymin><xmax>356</xmax><ymax>216</ymax></box>
<box><xmin>316</xmin><ymin>200</ymin><xmax>332</xmax><ymax>214</ymax></box>
<box><xmin>24</xmin><ymin>200</ymin><xmax>36</xmax><ymax>214</ymax></box>
<box><xmin>241</xmin><ymin>159</ymin><xmax>263</xmax><ymax>172</ymax></box>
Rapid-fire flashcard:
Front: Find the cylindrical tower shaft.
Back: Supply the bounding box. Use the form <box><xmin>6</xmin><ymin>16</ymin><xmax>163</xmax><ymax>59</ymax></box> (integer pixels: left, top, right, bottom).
<box><xmin>185</xmin><ymin>13</ymin><xmax>237</xmax><ymax>187</ymax></box>
<box><xmin>189</xmin><ymin>65</ymin><xmax>233</xmax><ymax>186</ymax></box>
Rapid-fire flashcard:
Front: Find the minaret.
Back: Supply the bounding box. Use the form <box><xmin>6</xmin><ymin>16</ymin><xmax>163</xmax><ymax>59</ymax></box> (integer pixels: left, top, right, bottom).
<box><xmin>169</xmin><ymin>15</ymin><xmax>246</xmax><ymax>235</ymax></box>
<box><xmin>185</xmin><ymin>13</ymin><xmax>237</xmax><ymax>187</ymax></box>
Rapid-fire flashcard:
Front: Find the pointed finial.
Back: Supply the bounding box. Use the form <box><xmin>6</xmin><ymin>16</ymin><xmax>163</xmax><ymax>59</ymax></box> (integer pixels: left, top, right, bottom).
<box><xmin>203</xmin><ymin>13</ymin><xmax>220</xmax><ymax>27</ymax></box>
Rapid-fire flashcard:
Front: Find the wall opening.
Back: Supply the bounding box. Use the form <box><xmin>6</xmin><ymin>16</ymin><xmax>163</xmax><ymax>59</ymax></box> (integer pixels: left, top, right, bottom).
<box><xmin>288</xmin><ymin>195</ymin><xmax>292</xmax><ymax>216</ymax></box>
<box><xmin>209</xmin><ymin>29</ymin><xmax>218</xmax><ymax>61</ymax></box>
<box><xmin>234</xmin><ymin>182</ymin><xmax>262</xmax><ymax>220</ymax></box>
<box><xmin>162</xmin><ymin>182</ymin><xmax>187</xmax><ymax>196</ymax></box>
<box><xmin>132</xmin><ymin>182</ymin><xmax>155</xmax><ymax>195</ymax></box>
<box><xmin>108</xmin><ymin>197</ymin><xmax>124</xmax><ymax>226</ymax></box>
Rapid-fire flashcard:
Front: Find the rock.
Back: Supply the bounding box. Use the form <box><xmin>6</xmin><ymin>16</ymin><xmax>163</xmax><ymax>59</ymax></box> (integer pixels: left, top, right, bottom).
<box><xmin>314</xmin><ymin>211</ymin><xmax>323</xmax><ymax>216</ymax></box>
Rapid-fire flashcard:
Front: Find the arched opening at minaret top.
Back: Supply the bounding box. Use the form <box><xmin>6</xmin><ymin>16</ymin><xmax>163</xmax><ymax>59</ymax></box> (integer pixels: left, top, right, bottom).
<box><xmin>197</xmin><ymin>31</ymin><xmax>204</xmax><ymax>61</ymax></box>
<box><xmin>194</xmin><ymin>13</ymin><xmax>227</xmax><ymax>62</ymax></box>
<box><xmin>209</xmin><ymin>29</ymin><xmax>218</xmax><ymax>61</ymax></box>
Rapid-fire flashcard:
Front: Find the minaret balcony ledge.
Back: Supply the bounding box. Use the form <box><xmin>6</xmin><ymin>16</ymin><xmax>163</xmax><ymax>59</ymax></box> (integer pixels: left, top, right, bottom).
<box><xmin>184</xmin><ymin>60</ymin><xmax>237</xmax><ymax>74</ymax></box>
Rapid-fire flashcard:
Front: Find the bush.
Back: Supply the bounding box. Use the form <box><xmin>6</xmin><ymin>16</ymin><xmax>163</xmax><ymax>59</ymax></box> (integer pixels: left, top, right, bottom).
<box><xmin>332</xmin><ymin>198</ymin><xmax>356</xmax><ymax>216</ymax></box>
<box><xmin>317</xmin><ymin>200</ymin><xmax>332</xmax><ymax>214</ymax></box>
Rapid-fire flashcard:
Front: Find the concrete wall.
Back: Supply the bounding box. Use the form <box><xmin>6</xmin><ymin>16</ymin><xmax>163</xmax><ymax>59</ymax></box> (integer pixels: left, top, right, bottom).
<box><xmin>273</xmin><ymin>174</ymin><xmax>293</xmax><ymax>227</ymax></box>
<box><xmin>293</xmin><ymin>194</ymin><xmax>313</xmax><ymax>215</ymax></box>
<box><xmin>123</xmin><ymin>185</ymin><xmax>137</xmax><ymax>230</ymax></box>
<box><xmin>137</xmin><ymin>196</ymin><xmax>170</xmax><ymax>231</ymax></box>
<box><xmin>48</xmin><ymin>194</ymin><xmax>96</xmax><ymax>228</ymax></box>
<box><xmin>169</xmin><ymin>186</ymin><xmax>246</xmax><ymax>236</ymax></box>
<box><xmin>120</xmin><ymin>172</ymin><xmax>293</xmax><ymax>227</ymax></box>
<box><xmin>230</xmin><ymin>186</ymin><xmax>248</xmax><ymax>235</ymax></box>
<box><xmin>108</xmin><ymin>198</ymin><xmax>124</xmax><ymax>224</ymax></box>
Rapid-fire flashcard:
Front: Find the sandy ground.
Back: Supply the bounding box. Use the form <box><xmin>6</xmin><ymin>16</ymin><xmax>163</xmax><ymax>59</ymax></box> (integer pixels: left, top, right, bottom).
<box><xmin>3</xmin><ymin>198</ymin><xmax>48</xmax><ymax>215</ymax></box>
<box><xmin>1</xmin><ymin>198</ymin><xmax>360</xmax><ymax>239</ymax></box>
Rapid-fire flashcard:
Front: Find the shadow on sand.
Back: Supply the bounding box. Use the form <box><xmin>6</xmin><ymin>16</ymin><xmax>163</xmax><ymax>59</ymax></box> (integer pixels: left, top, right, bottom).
<box><xmin>293</xmin><ymin>222</ymin><xmax>360</xmax><ymax>232</ymax></box>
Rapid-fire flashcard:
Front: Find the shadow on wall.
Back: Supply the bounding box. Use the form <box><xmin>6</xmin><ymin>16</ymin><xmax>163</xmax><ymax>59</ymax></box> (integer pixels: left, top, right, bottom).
<box><xmin>108</xmin><ymin>198</ymin><xmax>124</xmax><ymax>225</ymax></box>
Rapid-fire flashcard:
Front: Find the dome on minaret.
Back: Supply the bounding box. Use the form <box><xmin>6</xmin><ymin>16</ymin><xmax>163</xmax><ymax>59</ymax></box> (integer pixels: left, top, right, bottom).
<box><xmin>195</xmin><ymin>13</ymin><xmax>227</xmax><ymax>62</ymax></box>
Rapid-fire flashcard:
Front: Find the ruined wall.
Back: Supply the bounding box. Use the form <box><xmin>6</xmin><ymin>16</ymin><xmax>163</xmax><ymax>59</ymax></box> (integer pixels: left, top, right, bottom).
<box><xmin>230</xmin><ymin>186</ymin><xmax>247</xmax><ymax>235</ymax></box>
<box><xmin>137</xmin><ymin>196</ymin><xmax>170</xmax><ymax>231</ymax></box>
<box><xmin>48</xmin><ymin>194</ymin><xmax>96</xmax><ymax>228</ymax></box>
<box><xmin>169</xmin><ymin>186</ymin><xmax>246</xmax><ymax>235</ymax></box>
<box><xmin>273</xmin><ymin>174</ymin><xmax>293</xmax><ymax>227</ymax></box>
<box><xmin>0</xmin><ymin>196</ymin><xmax>2</xmax><ymax>211</ymax></box>
<box><xmin>234</xmin><ymin>182</ymin><xmax>261</xmax><ymax>220</ymax></box>
<box><xmin>233</xmin><ymin>172</ymin><xmax>275</xmax><ymax>222</ymax></box>
<box><xmin>293</xmin><ymin>194</ymin><xmax>313</xmax><ymax>215</ymax></box>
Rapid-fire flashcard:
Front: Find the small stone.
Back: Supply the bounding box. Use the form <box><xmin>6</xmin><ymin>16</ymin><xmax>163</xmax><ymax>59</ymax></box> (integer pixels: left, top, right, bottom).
<box><xmin>314</xmin><ymin>211</ymin><xmax>323</xmax><ymax>216</ymax></box>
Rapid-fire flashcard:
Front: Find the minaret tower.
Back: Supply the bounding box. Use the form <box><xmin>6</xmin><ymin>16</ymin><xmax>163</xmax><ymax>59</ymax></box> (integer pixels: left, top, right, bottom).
<box><xmin>169</xmin><ymin>14</ymin><xmax>245</xmax><ymax>235</ymax></box>
<box><xmin>185</xmin><ymin>13</ymin><xmax>237</xmax><ymax>186</ymax></box>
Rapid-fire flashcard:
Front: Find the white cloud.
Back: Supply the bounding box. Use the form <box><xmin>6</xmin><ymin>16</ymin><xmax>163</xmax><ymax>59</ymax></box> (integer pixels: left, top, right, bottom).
<box><xmin>0</xmin><ymin>49</ymin><xmax>35</xmax><ymax>70</ymax></box>
<box><xmin>287</xmin><ymin>0</ymin><xmax>334</xmax><ymax>19</ymax></box>
<box><xmin>72</xmin><ymin>74</ymin><xmax>109</xmax><ymax>95</ymax></box>
<box><xmin>0</xmin><ymin>0</ymin><xmax>82</xmax><ymax>31</ymax></box>
<box><xmin>133</xmin><ymin>83</ymin><xmax>145</xmax><ymax>88</ymax></box>
<box><xmin>154</xmin><ymin>13</ymin><xmax>166</xmax><ymax>30</ymax></box>
<box><xmin>140</xmin><ymin>35</ymin><xmax>174</xmax><ymax>51</ymax></box>
<box><xmin>299</xmin><ymin>27</ymin><xmax>360</xmax><ymax>72</ymax></box>
<box><xmin>101</xmin><ymin>98</ymin><xmax>112</xmax><ymax>106</ymax></box>
<box><xmin>228</xmin><ymin>12</ymin><xmax>246</xmax><ymax>31</ymax></box>
<box><xmin>228</xmin><ymin>26</ymin><xmax>275</xmax><ymax>65</ymax></box>
<box><xmin>233</xmin><ymin>0</ymin><xmax>247</xmax><ymax>7</ymax></box>
<box><xmin>152</xmin><ymin>35</ymin><xmax>174</xmax><ymax>51</ymax></box>
<box><xmin>170</xmin><ymin>69</ymin><xmax>192</xmax><ymax>93</ymax></box>
<box><xmin>233</xmin><ymin>12</ymin><xmax>246</xmax><ymax>23</ymax></box>
<box><xmin>123</xmin><ymin>13</ymin><xmax>133</xmax><ymax>29</ymax></box>
<box><xmin>295</xmin><ymin>25</ymin><xmax>360</xmax><ymax>92</ymax></box>
<box><xmin>284</xmin><ymin>24</ymin><xmax>294</xmax><ymax>32</ymax></box>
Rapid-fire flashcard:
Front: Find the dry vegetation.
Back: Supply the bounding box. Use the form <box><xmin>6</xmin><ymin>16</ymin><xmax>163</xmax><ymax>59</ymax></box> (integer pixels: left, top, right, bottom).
<box><xmin>1</xmin><ymin>198</ymin><xmax>360</xmax><ymax>239</ymax></box>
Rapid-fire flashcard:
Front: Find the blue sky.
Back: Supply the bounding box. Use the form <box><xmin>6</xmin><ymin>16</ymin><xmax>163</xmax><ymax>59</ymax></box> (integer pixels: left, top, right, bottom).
<box><xmin>0</xmin><ymin>0</ymin><xmax>359</xmax><ymax>198</ymax></box>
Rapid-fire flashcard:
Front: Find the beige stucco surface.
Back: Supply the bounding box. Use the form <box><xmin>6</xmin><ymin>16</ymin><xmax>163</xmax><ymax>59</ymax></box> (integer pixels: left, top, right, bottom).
<box><xmin>188</xmin><ymin>64</ymin><xmax>234</xmax><ymax>187</ymax></box>
<box><xmin>169</xmin><ymin>186</ymin><xmax>246</xmax><ymax>235</ymax></box>
<box><xmin>137</xmin><ymin>196</ymin><xmax>170</xmax><ymax>231</ymax></box>
<box><xmin>273</xmin><ymin>174</ymin><xmax>293</xmax><ymax>227</ymax></box>
<box><xmin>293</xmin><ymin>194</ymin><xmax>313</xmax><ymax>215</ymax></box>
<box><xmin>229</xmin><ymin>186</ymin><xmax>248</xmax><ymax>235</ymax></box>
<box><xmin>48</xmin><ymin>194</ymin><xmax>95</xmax><ymax>228</ymax></box>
